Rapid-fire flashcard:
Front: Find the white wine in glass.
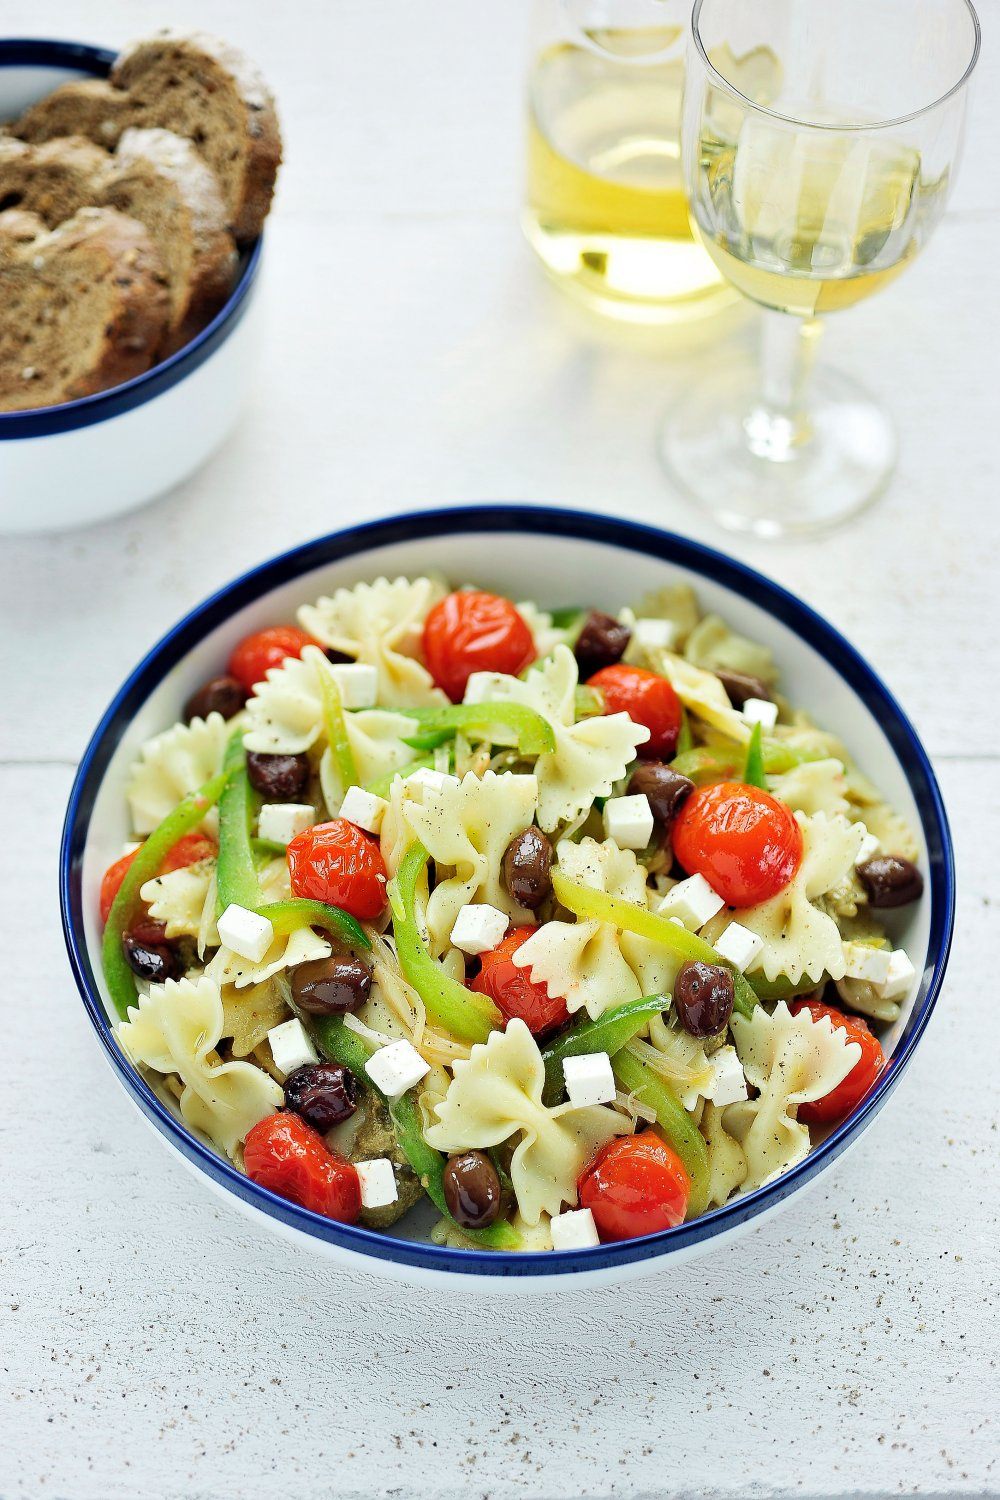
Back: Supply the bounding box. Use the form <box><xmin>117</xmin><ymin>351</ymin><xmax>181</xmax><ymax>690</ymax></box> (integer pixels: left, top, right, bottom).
<box><xmin>661</xmin><ymin>0</ymin><xmax>980</xmax><ymax>537</ymax></box>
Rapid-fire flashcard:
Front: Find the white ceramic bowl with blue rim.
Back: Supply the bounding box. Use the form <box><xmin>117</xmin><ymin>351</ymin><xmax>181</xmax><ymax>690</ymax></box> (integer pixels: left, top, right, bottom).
<box><xmin>60</xmin><ymin>506</ymin><xmax>955</xmax><ymax>1293</ymax></box>
<box><xmin>0</xmin><ymin>38</ymin><xmax>264</xmax><ymax>536</ymax></box>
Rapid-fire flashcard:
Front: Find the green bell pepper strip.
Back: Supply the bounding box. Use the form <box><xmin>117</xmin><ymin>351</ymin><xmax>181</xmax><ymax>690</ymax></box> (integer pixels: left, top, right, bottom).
<box><xmin>251</xmin><ymin>837</ymin><xmax>289</xmax><ymax>861</ymax></box>
<box><xmin>311</xmin><ymin>1014</ymin><xmax>520</xmax><ymax>1250</ymax></box>
<box><xmin>396</xmin><ymin>702</ymin><xmax>556</xmax><ymax>757</ymax></box>
<box><xmin>611</xmin><ymin>1049</ymin><xmax>710</xmax><ymax>1219</ymax></box>
<box><xmin>102</xmin><ymin>770</ymin><xmax>230</xmax><ymax>1020</ymax></box>
<box><xmin>551</xmin><ymin>871</ymin><xmax>758</xmax><ymax>1020</ymax></box>
<box><xmin>364</xmin><ymin>752</ymin><xmax>437</xmax><ymax>799</ymax></box>
<box><xmin>742</xmin><ymin>722</ymin><xmax>767</xmax><ymax>790</ymax></box>
<box><xmin>676</xmin><ymin>711</ymin><xmax>694</xmax><ymax>755</ymax></box>
<box><xmin>671</xmin><ymin>739</ymin><xmax>806</xmax><ymax>784</ymax></box>
<box><xmin>216</xmin><ymin>732</ymin><xmax>262</xmax><ymax>916</ymax></box>
<box><xmin>540</xmin><ymin>994</ymin><xmax>668</xmax><ymax>1106</ymax></box>
<box><xmin>256</xmin><ymin>899</ymin><xmax>370</xmax><ymax>952</ymax></box>
<box><xmin>549</xmin><ymin>606</ymin><xmax>586</xmax><ymax>634</ymax></box>
<box><xmin>318</xmin><ymin>670</ymin><xmax>359</xmax><ymax>794</ymax></box>
<box><xmin>574</xmin><ymin>685</ymin><xmax>604</xmax><ymax>720</ymax></box>
<box><xmin>389</xmin><ymin>842</ymin><xmax>501</xmax><ymax>1042</ymax></box>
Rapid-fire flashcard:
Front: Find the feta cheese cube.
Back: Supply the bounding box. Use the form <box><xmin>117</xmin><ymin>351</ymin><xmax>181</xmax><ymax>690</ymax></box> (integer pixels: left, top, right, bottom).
<box><xmin>450</xmin><ymin>903</ymin><xmax>510</xmax><ymax>955</ymax></box>
<box><xmin>658</xmin><ymin>873</ymin><xmax>726</xmax><ymax>930</ymax></box>
<box><xmin>742</xmin><ymin>697</ymin><xmax>778</xmax><ymax>730</ymax></box>
<box><xmin>713</xmin><ymin>921</ymin><xmax>764</xmax><ymax>973</ymax></box>
<box><xmin>562</xmin><ymin>1052</ymin><xmax>616</xmax><ymax>1108</ymax></box>
<box><xmin>842</xmin><ymin>941</ymin><xmax>893</xmax><ymax>984</ymax></box>
<box><xmin>632</xmin><ymin>616</ymin><xmax>677</xmax><ymax>651</ymax></box>
<box><xmin>327</xmin><ymin>662</ymin><xmax>378</xmax><ymax>709</ymax></box>
<box><xmin>257</xmin><ymin>802</ymin><xmax>315</xmax><ymax>846</ymax></box>
<box><xmin>879</xmin><ymin>949</ymin><xmax>916</xmax><ymax>1002</ymax></box>
<box><xmin>355</xmin><ymin>1157</ymin><xmax>399</xmax><ymax>1209</ymax></box>
<box><xmin>603</xmin><ymin>793</ymin><xmax>654</xmax><ymax>850</ymax></box>
<box><xmin>854</xmin><ymin>829</ymin><xmax>881</xmax><ymax>865</ymax></box>
<box><xmin>338</xmin><ymin>785</ymin><xmax>389</xmax><ymax>835</ymax></box>
<box><xmin>550</xmin><ymin>1207</ymin><xmax>600</xmax><ymax>1251</ymax></box>
<box><xmin>708</xmin><ymin>1046</ymin><xmax>748</xmax><ymax>1107</ymax></box>
<box><xmin>364</xmin><ymin>1038</ymin><xmax>430</xmax><ymax>1098</ymax></box>
<box><xmin>267</xmin><ymin>1017</ymin><xmax>319</xmax><ymax>1075</ymax></box>
<box><xmin>405</xmin><ymin>766</ymin><xmax>459</xmax><ymax>794</ymax></box>
<box><xmin>217</xmin><ymin>903</ymin><xmax>274</xmax><ymax>963</ymax></box>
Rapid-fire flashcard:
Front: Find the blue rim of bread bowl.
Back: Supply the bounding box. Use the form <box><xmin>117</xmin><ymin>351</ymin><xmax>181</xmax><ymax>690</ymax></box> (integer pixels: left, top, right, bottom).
<box><xmin>59</xmin><ymin>505</ymin><xmax>955</xmax><ymax>1280</ymax></box>
<box><xmin>0</xmin><ymin>37</ymin><xmax>263</xmax><ymax>440</ymax></box>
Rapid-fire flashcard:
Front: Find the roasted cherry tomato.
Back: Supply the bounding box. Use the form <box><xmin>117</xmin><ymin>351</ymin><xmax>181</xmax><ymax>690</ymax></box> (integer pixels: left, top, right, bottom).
<box><xmin>792</xmin><ymin>999</ymin><xmax>884</xmax><ymax>1124</ymax></box>
<box><xmin>422</xmin><ymin>590</ymin><xmax>535</xmax><ymax>702</ymax></box>
<box><xmin>228</xmin><ymin>625</ymin><xmax>317</xmax><ymax>694</ymax></box>
<box><xmin>586</xmin><ymin>664</ymin><xmax>682</xmax><ymax>759</ymax></box>
<box><xmin>287</xmin><ymin>819</ymin><xmax>389</xmax><ymax>920</ymax></box>
<box><xmin>671</xmin><ymin>780</ymin><xmax>803</xmax><ymax>907</ymax></box>
<box><xmin>243</xmin><ymin>1112</ymin><xmax>361</xmax><ymax>1221</ymax></box>
<box><xmin>471</xmin><ymin>926</ymin><xmax>569</xmax><ymax>1038</ymax></box>
<box><xmin>160</xmin><ymin>831</ymin><xmax>217</xmax><ymax>873</ymax></box>
<box><xmin>578</xmin><ymin>1133</ymin><xmax>690</xmax><ymax>1242</ymax></box>
<box><xmin>100</xmin><ymin>849</ymin><xmax>140</xmax><ymax>924</ymax></box>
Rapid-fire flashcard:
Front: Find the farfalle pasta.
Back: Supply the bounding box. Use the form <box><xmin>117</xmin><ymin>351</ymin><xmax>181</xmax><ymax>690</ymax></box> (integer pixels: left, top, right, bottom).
<box><xmin>101</xmin><ymin>573</ymin><xmax>923</xmax><ymax>1251</ymax></box>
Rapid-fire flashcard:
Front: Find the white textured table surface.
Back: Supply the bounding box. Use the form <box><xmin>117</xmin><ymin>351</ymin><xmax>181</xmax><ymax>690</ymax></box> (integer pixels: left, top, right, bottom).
<box><xmin>2</xmin><ymin>3</ymin><xmax>998</xmax><ymax>1496</ymax></box>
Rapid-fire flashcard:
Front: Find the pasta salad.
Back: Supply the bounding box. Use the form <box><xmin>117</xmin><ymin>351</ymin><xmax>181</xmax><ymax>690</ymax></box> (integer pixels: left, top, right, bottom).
<box><xmin>101</xmin><ymin>576</ymin><xmax>924</xmax><ymax>1251</ymax></box>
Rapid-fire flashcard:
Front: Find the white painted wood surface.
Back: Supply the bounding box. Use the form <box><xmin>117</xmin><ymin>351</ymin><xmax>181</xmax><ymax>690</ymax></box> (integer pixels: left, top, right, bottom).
<box><xmin>1</xmin><ymin>2</ymin><xmax>998</xmax><ymax>1495</ymax></box>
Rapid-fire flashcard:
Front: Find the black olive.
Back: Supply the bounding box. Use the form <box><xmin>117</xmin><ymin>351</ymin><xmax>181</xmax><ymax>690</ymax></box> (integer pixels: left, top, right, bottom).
<box><xmin>857</xmin><ymin>855</ymin><xmax>924</xmax><ymax>908</ymax></box>
<box><xmin>574</xmin><ymin>610</ymin><xmax>631</xmax><ymax>679</ymax></box>
<box><xmin>246</xmin><ymin>750</ymin><xmax>310</xmax><ymax>801</ymax></box>
<box><xmin>283</xmin><ymin>1063</ymin><xmax>359</xmax><ymax>1130</ymax></box>
<box><xmin>291</xmin><ymin>955</ymin><xmax>372</xmax><ymax>1015</ymax></box>
<box><xmin>442</xmin><ymin>1151</ymin><xmax>502</xmax><ymax>1229</ymax></box>
<box><xmin>502</xmin><ymin>827</ymin><xmax>553</xmax><ymax>910</ymax></box>
<box><xmin>673</xmin><ymin>960</ymin><xmax>734</xmax><ymax>1038</ymax></box>
<box><xmin>627</xmin><ymin>762</ymin><xmax>695</xmax><ymax>828</ymax></box>
<box><xmin>183</xmin><ymin>674</ymin><xmax>247</xmax><ymax>724</ymax></box>
<box><xmin>716</xmin><ymin>670</ymin><xmax>771</xmax><ymax>710</ymax></box>
<box><xmin>122</xmin><ymin>933</ymin><xmax>180</xmax><ymax>984</ymax></box>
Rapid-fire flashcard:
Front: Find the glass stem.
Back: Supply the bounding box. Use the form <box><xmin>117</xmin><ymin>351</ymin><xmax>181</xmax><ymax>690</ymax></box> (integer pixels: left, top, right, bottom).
<box><xmin>744</xmin><ymin>311</ymin><xmax>823</xmax><ymax>461</ymax></box>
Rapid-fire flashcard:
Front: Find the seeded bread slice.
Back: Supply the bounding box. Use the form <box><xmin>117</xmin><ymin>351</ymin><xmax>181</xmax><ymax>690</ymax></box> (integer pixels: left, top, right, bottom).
<box><xmin>0</xmin><ymin>206</ymin><xmax>170</xmax><ymax>411</ymax></box>
<box><xmin>14</xmin><ymin>31</ymin><xmax>281</xmax><ymax>242</ymax></box>
<box><xmin>0</xmin><ymin>131</ymin><xmax>237</xmax><ymax>353</ymax></box>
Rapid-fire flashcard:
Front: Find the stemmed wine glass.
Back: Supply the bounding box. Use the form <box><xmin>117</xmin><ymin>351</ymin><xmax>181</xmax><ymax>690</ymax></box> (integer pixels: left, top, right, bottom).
<box><xmin>660</xmin><ymin>0</ymin><xmax>981</xmax><ymax>537</ymax></box>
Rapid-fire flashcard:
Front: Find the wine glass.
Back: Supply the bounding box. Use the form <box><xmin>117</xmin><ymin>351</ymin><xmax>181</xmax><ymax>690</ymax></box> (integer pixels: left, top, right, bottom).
<box><xmin>660</xmin><ymin>0</ymin><xmax>981</xmax><ymax>537</ymax></box>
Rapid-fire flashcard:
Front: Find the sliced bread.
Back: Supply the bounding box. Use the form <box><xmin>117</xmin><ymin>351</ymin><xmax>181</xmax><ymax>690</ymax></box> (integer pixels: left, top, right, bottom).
<box><xmin>0</xmin><ymin>131</ymin><xmax>237</xmax><ymax>353</ymax></box>
<box><xmin>0</xmin><ymin>206</ymin><xmax>170</xmax><ymax>411</ymax></box>
<box><xmin>14</xmin><ymin>31</ymin><xmax>281</xmax><ymax>242</ymax></box>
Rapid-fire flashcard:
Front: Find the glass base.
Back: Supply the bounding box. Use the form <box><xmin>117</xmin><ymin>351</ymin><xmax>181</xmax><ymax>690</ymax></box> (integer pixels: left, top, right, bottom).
<box><xmin>659</xmin><ymin>359</ymin><xmax>897</xmax><ymax>538</ymax></box>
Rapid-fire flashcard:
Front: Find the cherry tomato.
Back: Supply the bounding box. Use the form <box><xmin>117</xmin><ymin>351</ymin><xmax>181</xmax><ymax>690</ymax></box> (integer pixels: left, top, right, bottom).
<box><xmin>422</xmin><ymin>591</ymin><xmax>535</xmax><ymax>702</ymax></box>
<box><xmin>243</xmin><ymin>1112</ymin><xmax>361</xmax><ymax>1221</ymax></box>
<box><xmin>586</xmin><ymin>664</ymin><xmax>682</xmax><ymax>759</ymax></box>
<box><xmin>228</xmin><ymin>625</ymin><xmax>317</xmax><ymax>694</ymax></box>
<box><xmin>160</xmin><ymin>831</ymin><xmax>217</xmax><ymax>873</ymax></box>
<box><xmin>100</xmin><ymin>849</ymin><xmax>140</xmax><ymax>924</ymax></box>
<box><xmin>671</xmin><ymin>780</ymin><xmax>803</xmax><ymax>908</ymax></box>
<box><xmin>472</xmin><ymin>926</ymin><xmax>569</xmax><ymax>1038</ymax></box>
<box><xmin>578</xmin><ymin>1133</ymin><xmax>690</xmax><ymax>1242</ymax></box>
<box><xmin>287</xmin><ymin>819</ymin><xmax>388</xmax><ymax>920</ymax></box>
<box><xmin>792</xmin><ymin>999</ymin><xmax>884</xmax><ymax>1124</ymax></box>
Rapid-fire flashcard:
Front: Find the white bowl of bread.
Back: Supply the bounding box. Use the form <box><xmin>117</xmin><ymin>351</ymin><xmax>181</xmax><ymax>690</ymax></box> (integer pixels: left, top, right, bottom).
<box><xmin>0</xmin><ymin>33</ymin><xmax>282</xmax><ymax>533</ymax></box>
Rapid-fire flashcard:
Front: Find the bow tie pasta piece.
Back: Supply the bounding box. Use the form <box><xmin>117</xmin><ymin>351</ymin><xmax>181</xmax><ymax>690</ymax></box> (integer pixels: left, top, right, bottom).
<box><xmin>401</xmin><ymin>769</ymin><xmax>540</xmax><ymax>955</ymax></box>
<box><xmin>206</xmin><ymin>923</ymin><xmax>331</xmax><ymax>990</ymax></box>
<box><xmin>701</xmin><ymin>812</ymin><xmax>866</xmax><ymax>985</ymax></box>
<box><xmin>769</xmin><ymin>758</ymin><xmax>850</xmax><ymax>819</ymax></box>
<box><xmin>514</xmin><ymin>838</ymin><xmax>679</xmax><ymax>1018</ymax></box>
<box><xmin>127</xmin><ymin>712</ymin><xmax>231</xmax><ymax>834</ymax></box>
<box><xmin>222</xmin><ymin>979</ymin><xmax>292</xmax><ymax>1057</ymax></box>
<box><xmin>117</xmin><ymin>976</ymin><xmax>283</xmax><ymax>1159</ymax></box>
<box><xmin>631</xmin><ymin>582</ymin><xmax>702</xmax><ymax>649</ymax></box>
<box><xmin>629</xmin><ymin>1011</ymin><xmax>717</xmax><ymax>1110</ymax></box>
<box><xmin>725</xmin><ymin>1001</ymin><xmax>862</xmax><ymax>1191</ymax></box>
<box><xmin>645</xmin><ymin>652</ymin><xmax>750</xmax><ymax>743</ymax></box>
<box><xmin>464</xmin><ymin>645</ymin><xmax>649</xmax><ymax>831</ymax></box>
<box><xmin>140</xmin><ymin>857</ymin><xmax>219</xmax><ymax>949</ymax></box>
<box><xmin>516</xmin><ymin>600</ymin><xmax>569</xmax><ymax>659</ymax></box>
<box><xmin>424</xmin><ymin>1019</ymin><xmax>627</xmax><ymax>1224</ymax></box>
<box><xmin>297</xmin><ymin>576</ymin><xmax>447</xmax><ymax>708</ymax></box>
<box><xmin>701</xmin><ymin>1101</ymin><xmax>749</xmax><ymax>1207</ymax></box>
<box><xmin>683</xmin><ymin>614</ymin><xmax>778</xmax><ymax>688</ymax></box>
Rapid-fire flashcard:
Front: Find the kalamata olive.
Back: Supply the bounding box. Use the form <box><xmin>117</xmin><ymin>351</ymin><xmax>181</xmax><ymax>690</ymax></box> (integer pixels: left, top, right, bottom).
<box><xmin>442</xmin><ymin>1150</ymin><xmax>502</xmax><ymax>1229</ymax></box>
<box><xmin>716</xmin><ymin>670</ymin><xmax>771</xmax><ymax>710</ymax></box>
<box><xmin>122</xmin><ymin>932</ymin><xmax>180</xmax><ymax>984</ymax></box>
<box><xmin>574</xmin><ymin>610</ymin><xmax>631</xmax><ymax>679</ymax></box>
<box><xmin>291</xmin><ymin>955</ymin><xmax>372</xmax><ymax>1014</ymax></box>
<box><xmin>857</xmin><ymin>855</ymin><xmax>924</xmax><ymax>908</ymax></box>
<box><xmin>673</xmin><ymin>960</ymin><xmax>734</xmax><ymax>1038</ymax></box>
<box><xmin>246</xmin><ymin>750</ymin><xmax>310</xmax><ymax>801</ymax></box>
<box><xmin>183</xmin><ymin>674</ymin><xmax>247</xmax><ymax>724</ymax></box>
<box><xmin>283</xmin><ymin>1062</ymin><xmax>359</xmax><ymax>1130</ymax></box>
<box><xmin>502</xmin><ymin>827</ymin><xmax>553</xmax><ymax>910</ymax></box>
<box><xmin>627</xmin><ymin>762</ymin><xmax>695</xmax><ymax>827</ymax></box>
<box><xmin>324</xmin><ymin>648</ymin><xmax>354</xmax><ymax>665</ymax></box>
